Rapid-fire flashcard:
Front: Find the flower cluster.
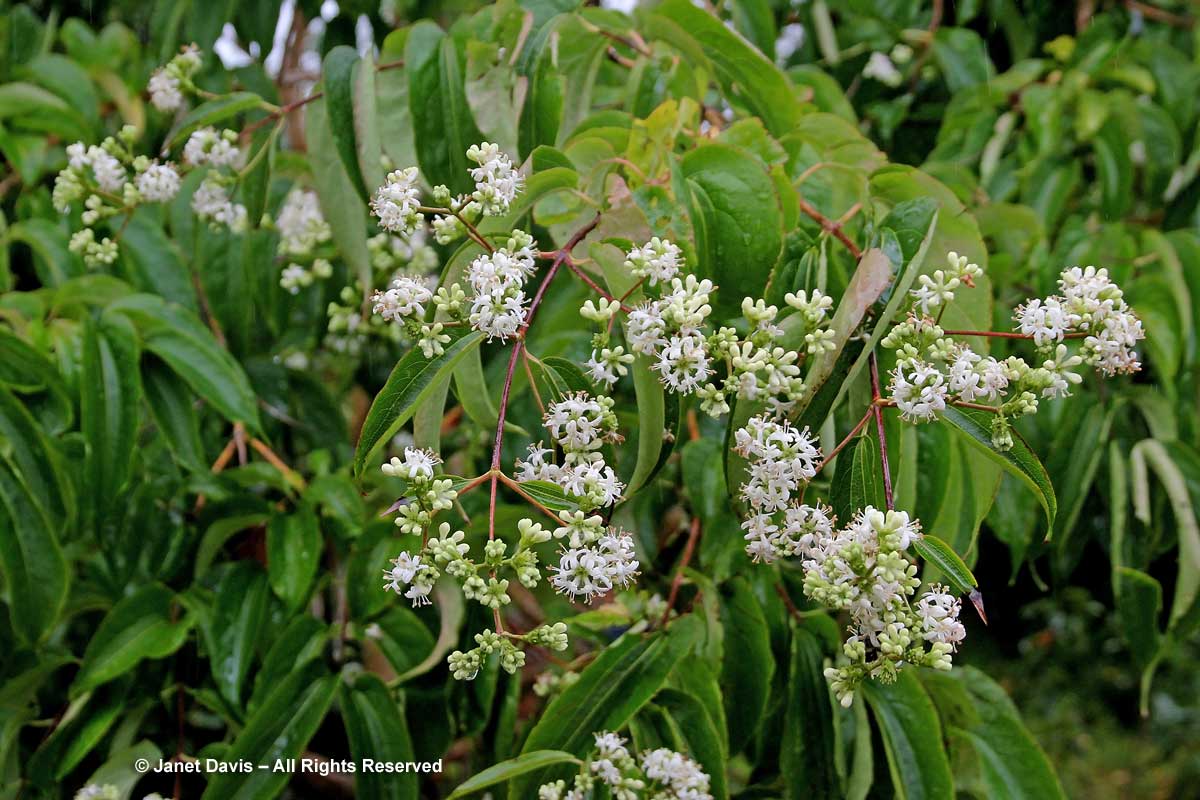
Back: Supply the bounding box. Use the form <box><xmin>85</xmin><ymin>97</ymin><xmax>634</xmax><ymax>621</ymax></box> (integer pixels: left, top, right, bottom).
<box><xmin>883</xmin><ymin>259</ymin><xmax>1143</xmax><ymax>448</ymax></box>
<box><xmin>147</xmin><ymin>44</ymin><xmax>202</xmax><ymax>112</ymax></box>
<box><xmin>276</xmin><ymin>188</ymin><xmax>335</xmax><ymax>293</ymax></box>
<box><xmin>538</xmin><ymin>731</ymin><xmax>713</xmax><ymax>800</ymax></box>
<box><xmin>586</xmin><ymin>249</ymin><xmax>833</xmax><ymax>417</ymax></box>
<box><xmin>377</xmin><ymin>445</ymin><xmax>638</xmax><ymax>680</ymax></box>
<box><xmin>733</xmin><ymin>414</ymin><xmax>823</xmax><ymax>563</ymax></box>
<box><xmin>516</xmin><ymin>392</ymin><xmax>624</xmax><ymax>510</ymax></box>
<box><xmin>53</xmin><ymin>127</ymin><xmax>182</xmax><ymax>266</ymax></box>
<box><xmin>801</xmin><ymin>506</ymin><xmax>964</xmax><ymax>707</ymax></box>
<box><xmin>369</xmin><ymin>141</ymin><xmax>522</xmax><ymax>247</ymax></box>
<box><xmin>548</xmin><ymin>511</ymin><xmax>640</xmax><ymax>602</ymax></box>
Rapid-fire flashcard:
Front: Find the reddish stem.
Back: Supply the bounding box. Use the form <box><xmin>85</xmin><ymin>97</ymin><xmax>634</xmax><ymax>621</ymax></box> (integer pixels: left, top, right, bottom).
<box><xmin>660</xmin><ymin>516</ymin><xmax>702</xmax><ymax>627</ymax></box>
<box><xmin>869</xmin><ymin>354</ymin><xmax>895</xmax><ymax>510</ymax></box>
<box><xmin>811</xmin><ymin>407</ymin><xmax>875</xmax><ymax>480</ymax></box>
<box><xmin>798</xmin><ymin>198</ymin><xmax>861</xmax><ymax>259</ymax></box>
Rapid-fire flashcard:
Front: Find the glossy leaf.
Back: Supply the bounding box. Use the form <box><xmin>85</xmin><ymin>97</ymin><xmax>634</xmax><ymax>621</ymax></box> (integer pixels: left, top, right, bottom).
<box><xmin>862</xmin><ymin>671</ymin><xmax>954</xmax><ymax>800</ymax></box>
<box><xmin>342</xmin><ymin>673</ymin><xmax>419</xmax><ymax>800</ymax></box>
<box><xmin>449</xmin><ymin>750</ymin><xmax>581</xmax><ymax>799</ymax></box>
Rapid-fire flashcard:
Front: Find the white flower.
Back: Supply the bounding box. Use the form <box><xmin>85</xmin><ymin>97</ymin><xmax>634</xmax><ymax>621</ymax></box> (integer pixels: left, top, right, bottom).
<box><xmin>626</xmin><ymin>302</ymin><xmax>666</xmax><ymax>355</ymax></box>
<box><xmin>192</xmin><ymin>177</ymin><xmax>247</xmax><ymax>231</ymax></box>
<box><xmin>148</xmin><ymin>69</ymin><xmax>183</xmax><ymax>111</ymax></box>
<box><xmin>382</xmin><ymin>447</ymin><xmax>441</xmax><ymax>481</ymax></box>
<box><xmin>626</xmin><ymin>237</ymin><xmax>682</xmax><ymax>286</ymax></box>
<box><xmin>276</xmin><ymin>188</ymin><xmax>331</xmax><ymax>256</ymax></box>
<box><xmin>87</xmin><ymin>146</ymin><xmax>126</xmax><ymax>193</ymax></box>
<box><xmin>371</xmin><ymin>167</ymin><xmax>423</xmax><ymax>235</ymax></box>
<box><xmin>467</xmin><ymin>142</ymin><xmax>523</xmax><ymax>215</ymax></box>
<box><xmin>863</xmin><ymin>52</ymin><xmax>902</xmax><ymax>86</ymax></box>
<box><xmin>373</xmin><ymin>276</ymin><xmax>433</xmax><ymax>322</ymax></box>
<box><xmin>916</xmin><ymin>584</ymin><xmax>966</xmax><ymax>647</ymax></box>
<box><xmin>135</xmin><ymin>163</ymin><xmax>181</xmax><ymax>202</ymax></box>
<box><xmin>551</xmin><ymin>531</ymin><xmax>638</xmax><ymax>602</ymax></box>
<box><xmin>890</xmin><ymin>361</ymin><xmax>948</xmax><ymax>421</ymax></box>
<box><xmin>585</xmin><ymin>346</ymin><xmax>634</xmax><ymax>386</ymax></box>
<box><xmin>733</xmin><ymin>415</ymin><xmax>821</xmax><ymax>513</ymax></box>
<box><xmin>1014</xmin><ymin>297</ymin><xmax>1073</xmax><ymax>346</ymax></box>
<box><xmin>653</xmin><ymin>331</ymin><xmax>711</xmax><ymax>394</ymax></box>
<box><xmin>183</xmin><ymin>127</ymin><xmax>241</xmax><ymax>168</ymax></box>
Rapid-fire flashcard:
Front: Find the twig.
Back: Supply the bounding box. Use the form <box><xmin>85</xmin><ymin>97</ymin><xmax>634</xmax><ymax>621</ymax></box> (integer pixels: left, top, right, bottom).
<box><xmin>810</xmin><ymin>407</ymin><xmax>875</xmax><ymax>480</ymax></box>
<box><xmin>660</xmin><ymin>516</ymin><xmax>702</xmax><ymax>627</ymax></box>
<box><xmin>798</xmin><ymin>198</ymin><xmax>861</xmax><ymax>259</ymax></box>
<box><xmin>249</xmin><ymin>438</ymin><xmax>307</xmax><ymax>490</ymax></box>
<box><xmin>943</xmin><ymin>329</ymin><xmax>1087</xmax><ymax>340</ymax></box>
<box><xmin>1126</xmin><ymin>0</ymin><xmax>1194</xmax><ymax>28</ymax></box>
<box><xmin>869</xmin><ymin>354</ymin><xmax>894</xmax><ymax>510</ymax></box>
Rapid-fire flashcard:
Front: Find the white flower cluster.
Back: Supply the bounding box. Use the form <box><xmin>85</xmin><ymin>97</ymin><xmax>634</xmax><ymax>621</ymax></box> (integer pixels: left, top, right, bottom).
<box><xmin>467</xmin><ymin>141</ymin><xmax>523</xmax><ymax>216</ymax></box>
<box><xmin>516</xmin><ymin>392</ymin><xmax>625</xmax><ymax>510</ymax></box>
<box><xmin>884</xmin><ymin>259</ymin><xmax>1142</xmax><ymax>448</ymax></box>
<box><xmin>625</xmin><ymin>236</ymin><xmax>681</xmax><ymax>286</ymax></box>
<box><xmin>52</xmin><ymin>128</ymin><xmax>183</xmax><ymax>266</ymax></box>
<box><xmin>183</xmin><ymin>127</ymin><xmax>242</xmax><ymax>168</ymax></box>
<box><xmin>147</xmin><ymin>44</ymin><xmax>202</xmax><ymax>112</ymax></box>
<box><xmin>538</xmin><ymin>731</ymin><xmax>713</xmax><ymax>800</ymax></box>
<box><xmin>276</xmin><ymin>187</ymin><xmax>332</xmax><ymax>257</ymax></box>
<box><xmin>192</xmin><ymin>175</ymin><xmax>248</xmax><ymax>232</ymax></box>
<box><xmin>582</xmin><ymin>248</ymin><xmax>831</xmax><ymax>415</ymax></box>
<box><xmin>626</xmin><ymin>274</ymin><xmax>715</xmax><ymax>395</ymax></box>
<box><xmin>465</xmin><ymin>231</ymin><xmax>537</xmax><ymax>340</ymax></box>
<box><xmin>371</xmin><ymin>167</ymin><xmax>423</xmax><ymax>236</ymax></box>
<box><xmin>1016</xmin><ymin>266</ymin><xmax>1145</xmax><ymax>375</ymax></box>
<box><xmin>548</xmin><ymin>512</ymin><xmax>640</xmax><ymax>603</ymax></box>
<box><xmin>909</xmin><ymin>250</ymin><xmax>982</xmax><ymax>315</ymax></box>
<box><xmin>733</xmin><ymin>414</ymin><xmax>822</xmax><ymax>562</ymax></box>
<box><xmin>799</xmin><ymin>506</ymin><xmax>964</xmax><ymax>707</ymax></box>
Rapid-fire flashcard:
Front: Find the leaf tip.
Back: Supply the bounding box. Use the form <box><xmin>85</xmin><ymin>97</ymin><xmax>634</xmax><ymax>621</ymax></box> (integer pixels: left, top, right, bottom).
<box><xmin>968</xmin><ymin>589</ymin><xmax>987</xmax><ymax>625</ymax></box>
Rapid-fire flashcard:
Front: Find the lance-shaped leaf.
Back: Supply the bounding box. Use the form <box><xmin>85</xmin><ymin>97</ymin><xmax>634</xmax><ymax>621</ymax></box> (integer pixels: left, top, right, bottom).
<box><xmin>0</xmin><ymin>457</ymin><xmax>68</xmax><ymax>644</ymax></box>
<box><xmin>342</xmin><ymin>674</ymin><xmax>419</xmax><ymax>800</ymax></box>
<box><xmin>449</xmin><ymin>750</ymin><xmax>581</xmax><ymax>799</ymax></box>
<box><xmin>941</xmin><ymin>405</ymin><xmax>1057</xmax><ymax>539</ymax></box>
<box><xmin>322</xmin><ymin>46</ymin><xmax>370</xmax><ymax>200</ymax></box>
<box><xmin>164</xmin><ymin>92</ymin><xmax>264</xmax><ymax>151</ymax></box>
<box><xmin>106</xmin><ymin>294</ymin><xmax>260</xmax><ymax>431</ymax></box>
<box><xmin>912</xmin><ymin>535</ymin><xmax>978</xmax><ymax>596</ymax></box>
<box><xmin>200</xmin><ymin>663</ymin><xmax>338</xmax><ymax>799</ymax></box>
<box><xmin>782</xmin><ymin>629</ymin><xmax>839</xmax><ymax>799</ymax></box>
<box><xmin>354</xmin><ymin>329</ymin><xmax>485</xmax><ymax>477</ymax></box>
<box><xmin>513</xmin><ymin>616</ymin><xmax>702</xmax><ymax>795</ymax></box>
<box><xmin>71</xmin><ymin>583</ymin><xmax>193</xmax><ymax>698</ymax></box>
<box><xmin>862</xmin><ymin>671</ymin><xmax>954</xmax><ymax>800</ymax></box>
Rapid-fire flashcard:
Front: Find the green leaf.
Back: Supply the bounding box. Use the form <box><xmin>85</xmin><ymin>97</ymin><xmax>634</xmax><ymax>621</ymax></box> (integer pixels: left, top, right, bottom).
<box><xmin>354</xmin><ymin>329</ymin><xmax>486</xmax><ymax>477</ymax></box>
<box><xmin>514</xmin><ymin>616</ymin><xmax>702</xmax><ymax>794</ymax></box>
<box><xmin>862</xmin><ymin>671</ymin><xmax>954</xmax><ymax>800</ymax></box>
<box><xmin>1114</xmin><ymin>567</ymin><xmax>1163</xmax><ymax>671</ymax></box>
<box><xmin>307</xmin><ymin>93</ymin><xmax>373</xmax><ymax>293</ymax></box>
<box><xmin>449</xmin><ymin>750</ymin><xmax>581</xmax><ymax>799</ymax></box>
<box><xmin>241</xmin><ymin>123</ymin><xmax>277</xmax><ymax>227</ymax></box>
<box><xmin>248</xmin><ymin>615</ymin><xmax>329</xmax><ymax>715</ymax></box>
<box><xmin>719</xmin><ymin>577</ymin><xmax>774</xmax><ymax>753</ymax></box>
<box><xmin>655</xmin><ymin>688</ymin><xmax>729</xmax><ymax>800</ymax></box>
<box><xmin>1094</xmin><ymin>116</ymin><xmax>1133</xmax><ymax>219</ymax></box>
<box><xmin>513</xmin><ymin>479</ymin><xmax>580</xmax><ymax>512</ymax></box>
<box><xmin>322</xmin><ymin>46</ymin><xmax>370</xmax><ymax>200</ymax></box>
<box><xmin>141</xmin><ymin>356</ymin><xmax>206</xmax><ymax>472</ymax></box>
<box><xmin>203</xmin><ymin>562</ymin><xmax>270</xmax><ymax>709</ymax></box>
<box><xmin>166</xmin><ymin>92</ymin><xmax>264</xmax><ymax>151</ymax></box>
<box><xmin>6</xmin><ymin>218</ymin><xmax>83</xmax><ymax>285</ymax></box>
<box><xmin>267</xmin><ymin>505</ymin><xmax>322</xmax><ymax>612</ymax></box>
<box><xmin>912</xmin><ymin>535</ymin><xmax>978</xmax><ymax>596</ymax></box>
<box><xmin>0</xmin><ymin>386</ymin><xmax>71</xmax><ymax>525</ymax></box>
<box><xmin>1129</xmin><ymin>439</ymin><xmax>1200</xmax><ymax>631</ymax></box>
<box><xmin>941</xmin><ymin>406</ymin><xmax>1056</xmax><ymax>539</ymax></box>
<box><xmin>83</xmin><ymin>740</ymin><xmax>162</xmax><ymax>800</ymax></box>
<box><xmin>651</xmin><ymin>0</ymin><xmax>801</xmax><ymax>136</ymax></box>
<box><xmin>931</xmin><ymin>28</ymin><xmax>994</xmax><ymax>93</ymax></box>
<box><xmin>832</xmin><ymin>431</ymin><xmax>886</xmax><ymax>523</ymax></box>
<box><xmin>948</xmin><ymin>667</ymin><xmax>1066</xmax><ymax>800</ymax></box>
<box><xmin>342</xmin><ymin>674</ymin><xmax>419</xmax><ymax>800</ymax></box>
<box><xmin>0</xmin><ymin>457</ymin><xmax>68</xmax><ymax>644</ymax></box>
<box><xmin>371</xmin><ymin>605</ymin><xmax>436</xmax><ymax>676</ymax></box>
<box><xmin>406</xmin><ymin>21</ymin><xmax>486</xmax><ymax>193</ymax></box>
<box><xmin>71</xmin><ymin>584</ymin><xmax>192</xmax><ymax>698</ymax></box>
<box><xmin>0</xmin><ymin>81</ymin><xmax>88</xmax><ymax>141</ymax></box>
<box><xmin>782</xmin><ymin>629</ymin><xmax>839</xmax><ymax>799</ymax></box>
<box><xmin>106</xmin><ymin>294</ymin><xmax>261</xmax><ymax>430</ymax></box>
<box><xmin>680</xmin><ymin>143</ymin><xmax>783</xmax><ymax>318</ymax></box>
<box><xmin>81</xmin><ymin>316</ymin><xmax>140</xmax><ymax>535</ymax></box>
<box><xmin>200</xmin><ymin>663</ymin><xmax>338</xmax><ymax>799</ymax></box>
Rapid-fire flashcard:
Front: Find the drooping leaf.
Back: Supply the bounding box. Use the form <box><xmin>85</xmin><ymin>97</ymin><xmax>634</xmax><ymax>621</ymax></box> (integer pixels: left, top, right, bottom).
<box><xmin>342</xmin><ymin>673</ymin><xmax>419</xmax><ymax>800</ymax></box>
<box><xmin>0</xmin><ymin>457</ymin><xmax>68</xmax><ymax>645</ymax></box>
<box><xmin>165</xmin><ymin>92</ymin><xmax>264</xmax><ymax>151</ymax></box>
<box><xmin>106</xmin><ymin>294</ymin><xmax>261</xmax><ymax>430</ymax></box>
<box><xmin>862</xmin><ymin>671</ymin><xmax>954</xmax><ymax>800</ymax></box>
<box><xmin>912</xmin><ymin>535</ymin><xmax>979</xmax><ymax>596</ymax></box>
<box><xmin>71</xmin><ymin>584</ymin><xmax>192</xmax><ymax>698</ymax></box>
<box><xmin>782</xmin><ymin>628</ymin><xmax>839</xmax><ymax>799</ymax></box>
<box><xmin>941</xmin><ymin>406</ymin><xmax>1056</xmax><ymax>538</ymax></box>
<box><xmin>719</xmin><ymin>577</ymin><xmax>774</xmax><ymax>753</ymax></box>
<box><xmin>449</xmin><ymin>750</ymin><xmax>581</xmax><ymax>799</ymax></box>
<box><xmin>354</xmin><ymin>328</ymin><xmax>486</xmax><ymax>477</ymax></box>
<box><xmin>266</xmin><ymin>504</ymin><xmax>323</xmax><ymax>612</ymax></box>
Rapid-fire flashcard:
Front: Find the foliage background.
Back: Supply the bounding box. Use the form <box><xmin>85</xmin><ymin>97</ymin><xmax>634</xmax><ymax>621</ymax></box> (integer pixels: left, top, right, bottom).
<box><xmin>0</xmin><ymin>0</ymin><xmax>1198</xmax><ymax>798</ymax></box>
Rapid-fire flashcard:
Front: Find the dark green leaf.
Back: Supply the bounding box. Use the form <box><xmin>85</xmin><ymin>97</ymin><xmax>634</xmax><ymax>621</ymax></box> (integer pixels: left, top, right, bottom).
<box><xmin>267</xmin><ymin>505</ymin><xmax>322</xmax><ymax>612</ymax></box>
<box><xmin>450</xmin><ymin>750</ymin><xmax>581</xmax><ymax>799</ymax></box>
<box><xmin>342</xmin><ymin>674</ymin><xmax>419</xmax><ymax>800</ymax></box>
<box><xmin>166</xmin><ymin>92</ymin><xmax>264</xmax><ymax>151</ymax></box>
<box><xmin>782</xmin><ymin>629</ymin><xmax>838</xmax><ymax>800</ymax></box>
<box><xmin>0</xmin><ymin>457</ymin><xmax>67</xmax><ymax>644</ymax></box>
<box><xmin>862</xmin><ymin>671</ymin><xmax>954</xmax><ymax>800</ymax></box>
